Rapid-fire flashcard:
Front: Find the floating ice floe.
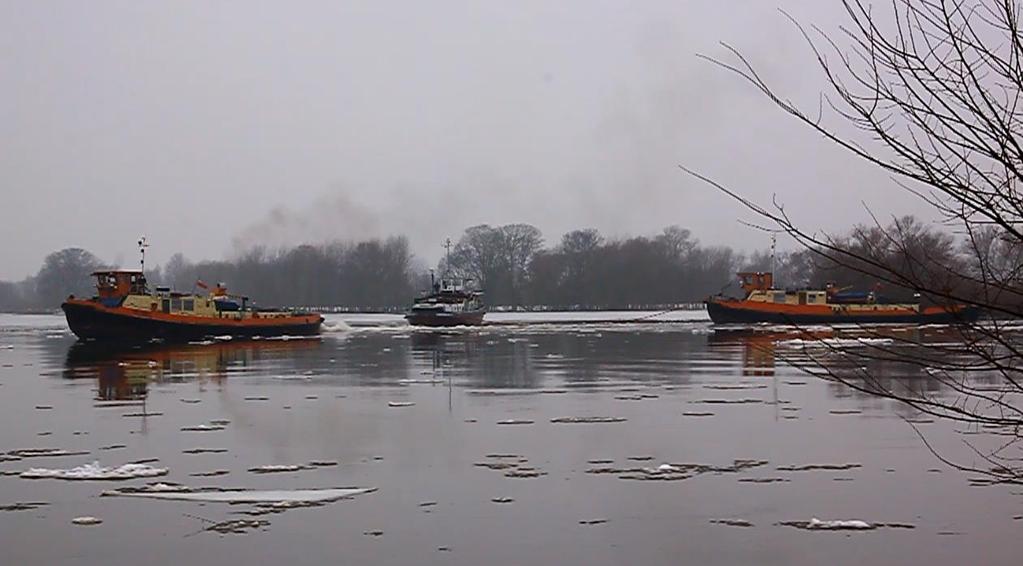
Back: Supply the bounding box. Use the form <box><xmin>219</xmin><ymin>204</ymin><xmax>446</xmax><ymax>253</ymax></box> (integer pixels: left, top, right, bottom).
<box><xmin>102</xmin><ymin>485</ymin><xmax>375</xmax><ymax>504</ymax></box>
<box><xmin>206</xmin><ymin>518</ymin><xmax>269</xmax><ymax>534</ymax></box>
<box><xmin>496</xmin><ymin>419</ymin><xmax>534</xmax><ymax>425</ymax></box>
<box><xmin>786</xmin><ymin>518</ymin><xmax>874</xmax><ymax>530</ymax></box>
<box><xmin>72</xmin><ymin>516</ymin><xmax>103</xmax><ymax>525</ymax></box>
<box><xmin>710</xmin><ymin>518</ymin><xmax>752</xmax><ymax>527</ymax></box>
<box><xmin>398</xmin><ymin>378</ymin><xmax>446</xmax><ymax>385</ymax></box>
<box><xmin>588</xmin><ymin>459</ymin><xmax>768</xmax><ymax>482</ymax></box>
<box><xmin>321</xmin><ymin>320</ymin><xmax>352</xmax><ymax>332</ymax></box>
<box><xmin>550</xmin><ymin>416</ymin><xmax>626</xmax><ymax>424</ymax></box>
<box><xmin>190</xmin><ymin>470</ymin><xmax>230</xmax><ymax>477</ymax></box>
<box><xmin>248</xmin><ymin>464</ymin><xmax>313</xmax><ymax>474</ymax></box>
<box><xmin>776</xmin><ymin>463</ymin><xmax>862</xmax><ymax>472</ymax></box>
<box><xmin>388</xmin><ymin>401</ymin><xmax>415</xmax><ymax>407</ymax></box>
<box><xmin>466</xmin><ymin>389</ymin><xmax>544</xmax><ymax>396</ymax></box>
<box><xmin>308</xmin><ymin>460</ymin><xmax>338</xmax><ymax>467</ymax></box>
<box><xmin>779</xmin><ymin>337</ymin><xmax>894</xmax><ymax>348</ymax></box>
<box><xmin>21</xmin><ymin>461</ymin><xmax>168</xmax><ymax>481</ymax></box>
<box><xmin>475</xmin><ymin>454</ymin><xmax>547</xmax><ymax>479</ymax></box>
<box><xmin>0</xmin><ymin>502</ymin><xmax>48</xmax><ymax>512</ymax></box>
<box><xmin>3</xmin><ymin>448</ymin><xmax>90</xmax><ymax>460</ymax></box>
<box><xmin>690</xmin><ymin>398</ymin><xmax>763</xmax><ymax>405</ymax></box>
<box><xmin>182</xmin><ymin>448</ymin><xmax>228</xmax><ymax>454</ymax></box>
<box><xmin>181</xmin><ymin>424</ymin><xmax>226</xmax><ymax>432</ymax></box>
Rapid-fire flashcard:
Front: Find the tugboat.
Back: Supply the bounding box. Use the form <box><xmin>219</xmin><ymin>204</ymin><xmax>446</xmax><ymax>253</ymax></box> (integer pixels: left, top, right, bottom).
<box><xmin>405</xmin><ymin>272</ymin><xmax>485</xmax><ymax>327</ymax></box>
<box><xmin>61</xmin><ymin>239</ymin><xmax>323</xmax><ymax>342</ymax></box>
<box><xmin>706</xmin><ymin>271</ymin><xmax>981</xmax><ymax>325</ymax></box>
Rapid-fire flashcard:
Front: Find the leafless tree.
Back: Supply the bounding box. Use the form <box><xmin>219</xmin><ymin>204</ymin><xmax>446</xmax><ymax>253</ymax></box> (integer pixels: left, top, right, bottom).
<box><xmin>693</xmin><ymin>0</ymin><xmax>1023</xmax><ymax>483</ymax></box>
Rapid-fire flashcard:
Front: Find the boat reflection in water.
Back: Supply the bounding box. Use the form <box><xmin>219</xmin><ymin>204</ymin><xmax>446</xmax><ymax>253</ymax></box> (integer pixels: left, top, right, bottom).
<box><xmin>62</xmin><ymin>338</ymin><xmax>322</xmax><ymax>401</ymax></box>
<box><xmin>706</xmin><ymin>327</ymin><xmax>844</xmax><ymax>377</ymax></box>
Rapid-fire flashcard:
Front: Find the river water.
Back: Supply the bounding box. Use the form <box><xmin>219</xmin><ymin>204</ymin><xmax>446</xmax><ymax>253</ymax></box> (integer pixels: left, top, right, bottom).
<box><xmin>0</xmin><ymin>313</ymin><xmax>1019</xmax><ymax>565</ymax></box>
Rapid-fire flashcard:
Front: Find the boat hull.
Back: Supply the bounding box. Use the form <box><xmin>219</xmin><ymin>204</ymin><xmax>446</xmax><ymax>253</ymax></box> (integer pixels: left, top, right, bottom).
<box><xmin>706</xmin><ymin>299</ymin><xmax>981</xmax><ymax>325</ymax></box>
<box><xmin>405</xmin><ymin>310</ymin><xmax>486</xmax><ymax>327</ymax></box>
<box><xmin>62</xmin><ymin>301</ymin><xmax>323</xmax><ymax>342</ymax></box>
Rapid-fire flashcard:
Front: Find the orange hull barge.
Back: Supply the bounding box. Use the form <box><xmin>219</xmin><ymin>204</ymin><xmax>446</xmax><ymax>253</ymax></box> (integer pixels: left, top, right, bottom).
<box><xmin>706</xmin><ymin>272</ymin><xmax>980</xmax><ymax>325</ymax></box>
<box><xmin>62</xmin><ymin>270</ymin><xmax>322</xmax><ymax>342</ymax></box>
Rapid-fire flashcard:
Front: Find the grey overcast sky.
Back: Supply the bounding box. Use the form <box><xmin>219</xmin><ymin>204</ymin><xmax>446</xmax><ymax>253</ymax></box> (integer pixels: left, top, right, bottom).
<box><xmin>0</xmin><ymin>1</ymin><xmax>927</xmax><ymax>279</ymax></box>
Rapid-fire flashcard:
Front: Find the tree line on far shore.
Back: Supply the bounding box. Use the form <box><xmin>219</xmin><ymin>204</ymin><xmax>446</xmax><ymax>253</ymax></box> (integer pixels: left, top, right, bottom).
<box><xmin>0</xmin><ymin>216</ymin><xmax>1007</xmax><ymax>312</ymax></box>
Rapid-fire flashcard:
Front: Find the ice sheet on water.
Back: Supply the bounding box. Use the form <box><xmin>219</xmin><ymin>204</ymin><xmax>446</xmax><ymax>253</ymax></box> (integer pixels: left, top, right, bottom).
<box><xmin>321</xmin><ymin>319</ymin><xmax>352</xmax><ymax>332</ymax></box>
<box><xmin>21</xmin><ymin>461</ymin><xmax>168</xmax><ymax>480</ymax></box>
<box><xmin>103</xmin><ymin>485</ymin><xmax>375</xmax><ymax>503</ymax></box>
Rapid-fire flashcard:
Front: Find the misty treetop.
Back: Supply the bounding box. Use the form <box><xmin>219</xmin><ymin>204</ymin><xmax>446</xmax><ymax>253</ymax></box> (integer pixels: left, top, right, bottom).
<box><xmin>0</xmin><ymin>218</ymin><xmax>993</xmax><ymax>312</ymax></box>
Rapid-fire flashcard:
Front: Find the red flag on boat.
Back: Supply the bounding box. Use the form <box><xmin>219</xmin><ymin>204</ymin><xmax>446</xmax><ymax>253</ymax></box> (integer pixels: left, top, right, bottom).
<box><xmin>196</xmin><ymin>279</ymin><xmax>209</xmax><ymax>290</ymax></box>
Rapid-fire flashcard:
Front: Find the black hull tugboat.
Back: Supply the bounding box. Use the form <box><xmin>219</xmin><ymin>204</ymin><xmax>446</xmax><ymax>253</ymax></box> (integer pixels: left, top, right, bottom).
<box><xmin>706</xmin><ymin>272</ymin><xmax>981</xmax><ymax>325</ymax></box>
<box><xmin>406</xmin><ymin>273</ymin><xmax>485</xmax><ymax>327</ymax></box>
<box><xmin>62</xmin><ymin>239</ymin><xmax>323</xmax><ymax>342</ymax></box>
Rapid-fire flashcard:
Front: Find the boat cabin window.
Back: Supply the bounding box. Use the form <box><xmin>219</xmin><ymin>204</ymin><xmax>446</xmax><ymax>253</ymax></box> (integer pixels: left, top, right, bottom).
<box><xmin>128</xmin><ymin>273</ymin><xmax>146</xmax><ymax>294</ymax></box>
<box><xmin>772</xmin><ymin>292</ymin><xmax>786</xmax><ymax>303</ymax></box>
<box><xmin>96</xmin><ymin>274</ymin><xmax>115</xmax><ymax>290</ymax></box>
<box><xmin>171</xmin><ymin>298</ymin><xmax>182</xmax><ymax>311</ymax></box>
<box><xmin>182</xmin><ymin>299</ymin><xmax>194</xmax><ymax>311</ymax></box>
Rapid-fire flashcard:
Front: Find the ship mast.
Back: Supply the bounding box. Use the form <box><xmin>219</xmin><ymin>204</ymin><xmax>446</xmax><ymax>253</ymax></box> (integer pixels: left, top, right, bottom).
<box><xmin>138</xmin><ymin>236</ymin><xmax>149</xmax><ymax>272</ymax></box>
<box><xmin>443</xmin><ymin>238</ymin><xmax>452</xmax><ymax>275</ymax></box>
<box><xmin>739</xmin><ymin>221</ymin><xmax>782</xmax><ymax>289</ymax></box>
